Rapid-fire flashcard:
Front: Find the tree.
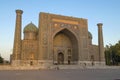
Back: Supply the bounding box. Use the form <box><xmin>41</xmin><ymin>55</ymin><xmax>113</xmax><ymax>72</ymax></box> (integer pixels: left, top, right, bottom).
<box><xmin>105</xmin><ymin>50</ymin><xmax>111</xmax><ymax>65</ymax></box>
<box><xmin>0</xmin><ymin>56</ymin><xmax>3</xmax><ymax>64</ymax></box>
<box><xmin>105</xmin><ymin>40</ymin><xmax>120</xmax><ymax>65</ymax></box>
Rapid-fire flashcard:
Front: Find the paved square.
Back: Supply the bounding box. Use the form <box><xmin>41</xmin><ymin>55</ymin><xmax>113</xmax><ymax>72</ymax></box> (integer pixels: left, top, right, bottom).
<box><xmin>0</xmin><ymin>69</ymin><xmax>120</xmax><ymax>80</ymax></box>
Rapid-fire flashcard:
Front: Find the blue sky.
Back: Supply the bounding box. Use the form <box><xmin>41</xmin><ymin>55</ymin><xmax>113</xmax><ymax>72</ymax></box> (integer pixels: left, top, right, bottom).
<box><xmin>0</xmin><ymin>0</ymin><xmax>120</xmax><ymax>60</ymax></box>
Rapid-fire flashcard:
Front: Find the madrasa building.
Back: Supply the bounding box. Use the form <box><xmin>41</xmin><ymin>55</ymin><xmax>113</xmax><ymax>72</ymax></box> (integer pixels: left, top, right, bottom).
<box><xmin>11</xmin><ymin>10</ymin><xmax>105</xmax><ymax>67</ymax></box>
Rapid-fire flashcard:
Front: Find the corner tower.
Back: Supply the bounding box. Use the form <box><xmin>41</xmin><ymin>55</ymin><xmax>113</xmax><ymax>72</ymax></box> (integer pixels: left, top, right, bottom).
<box><xmin>97</xmin><ymin>23</ymin><xmax>105</xmax><ymax>64</ymax></box>
<box><xmin>12</xmin><ymin>10</ymin><xmax>23</xmax><ymax>65</ymax></box>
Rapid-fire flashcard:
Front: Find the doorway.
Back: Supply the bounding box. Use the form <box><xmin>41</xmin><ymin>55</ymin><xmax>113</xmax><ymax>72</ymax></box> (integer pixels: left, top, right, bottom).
<box><xmin>58</xmin><ymin>52</ymin><xmax>64</xmax><ymax>64</ymax></box>
<box><xmin>30</xmin><ymin>61</ymin><xmax>33</xmax><ymax>66</ymax></box>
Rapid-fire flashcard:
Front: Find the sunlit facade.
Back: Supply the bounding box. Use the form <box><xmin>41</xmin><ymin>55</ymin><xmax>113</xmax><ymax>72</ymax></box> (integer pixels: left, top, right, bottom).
<box><xmin>11</xmin><ymin>10</ymin><xmax>105</xmax><ymax>67</ymax></box>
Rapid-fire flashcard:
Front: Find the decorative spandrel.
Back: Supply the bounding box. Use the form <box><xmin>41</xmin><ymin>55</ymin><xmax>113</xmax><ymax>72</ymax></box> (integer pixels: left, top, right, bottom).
<box><xmin>73</xmin><ymin>25</ymin><xmax>78</xmax><ymax>29</ymax></box>
<box><xmin>54</xmin><ymin>23</ymin><xmax>58</xmax><ymax>27</ymax></box>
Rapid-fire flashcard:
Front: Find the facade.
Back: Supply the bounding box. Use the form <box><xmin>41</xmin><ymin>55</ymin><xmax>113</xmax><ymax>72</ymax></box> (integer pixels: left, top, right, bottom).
<box><xmin>11</xmin><ymin>10</ymin><xmax>105</xmax><ymax>67</ymax></box>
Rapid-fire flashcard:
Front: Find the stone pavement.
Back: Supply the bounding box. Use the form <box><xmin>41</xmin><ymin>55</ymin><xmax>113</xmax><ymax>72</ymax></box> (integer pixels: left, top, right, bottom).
<box><xmin>0</xmin><ymin>65</ymin><xmax>120</xmax><ymax>70</ymax></box>
<box><xmin>0</xmin><ymin>69</ymin><xmax>120</xmax><ymax>80</ymax></box>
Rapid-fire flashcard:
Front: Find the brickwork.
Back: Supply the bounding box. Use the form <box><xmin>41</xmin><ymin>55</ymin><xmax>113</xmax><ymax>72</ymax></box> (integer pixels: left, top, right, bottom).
<box><xmin>12</xmin><ymin>10</ymin><xmax>105</xmax><ymax>67</ymax></box>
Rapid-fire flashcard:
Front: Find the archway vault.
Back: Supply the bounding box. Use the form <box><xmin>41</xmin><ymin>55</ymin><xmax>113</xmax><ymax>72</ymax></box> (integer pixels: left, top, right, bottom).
<box><xmin>53</xmin><ymin>28</ymin><xmax>79</xmax><ymax>64</ymax></box>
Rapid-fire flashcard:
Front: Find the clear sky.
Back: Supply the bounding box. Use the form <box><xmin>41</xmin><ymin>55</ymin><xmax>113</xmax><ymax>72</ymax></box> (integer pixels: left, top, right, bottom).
<box><xmin>0</xmin><ymin>0</ymin><xmax>120</xmax><ymax>60</ymax></box>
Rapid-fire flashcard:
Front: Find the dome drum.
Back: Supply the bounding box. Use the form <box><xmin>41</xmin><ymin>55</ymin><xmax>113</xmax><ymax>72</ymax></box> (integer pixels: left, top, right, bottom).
<box><xmin>23</xmin><ymin>22</ymin><xmax>38</xmax><ymax>40</ymax></box>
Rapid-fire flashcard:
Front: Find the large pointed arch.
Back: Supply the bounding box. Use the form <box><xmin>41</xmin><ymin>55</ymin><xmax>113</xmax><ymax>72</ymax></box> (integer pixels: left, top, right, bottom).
<box><xmin>52</xmin><ymin>28</ymin><xmax>79</xmax><ymax>64</ymax></box>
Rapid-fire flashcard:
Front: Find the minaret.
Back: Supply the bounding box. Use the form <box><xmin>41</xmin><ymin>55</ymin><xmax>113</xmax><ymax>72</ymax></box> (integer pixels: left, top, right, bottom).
<box><xmin>12</xmin><ymin>10</ymin><xmax>23</xmax><ymax>64</ymax></box>
<box><xmin>97</xmin><ymin>23</ymin><xmax>105</xmax><ymax>64</ymax></box>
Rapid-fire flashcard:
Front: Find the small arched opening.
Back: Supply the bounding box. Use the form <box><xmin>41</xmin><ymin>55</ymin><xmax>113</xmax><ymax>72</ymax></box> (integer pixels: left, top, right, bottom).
<box><xmin>58</xmin><ymin>52</ymin><xmax>64</xmax><ymax>64</ymax></box>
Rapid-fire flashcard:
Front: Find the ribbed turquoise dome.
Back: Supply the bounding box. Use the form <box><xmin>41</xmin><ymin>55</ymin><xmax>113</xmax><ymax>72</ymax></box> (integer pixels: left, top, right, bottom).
<box><xmin>24</xmin><ymin>22</ymin><xmax>38</xmax><ymax>33</ymax></box>
<box><xmin>88</xmin><ymin>31</ymin><xmax>92</xmax><ymax>39</ymax></box>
